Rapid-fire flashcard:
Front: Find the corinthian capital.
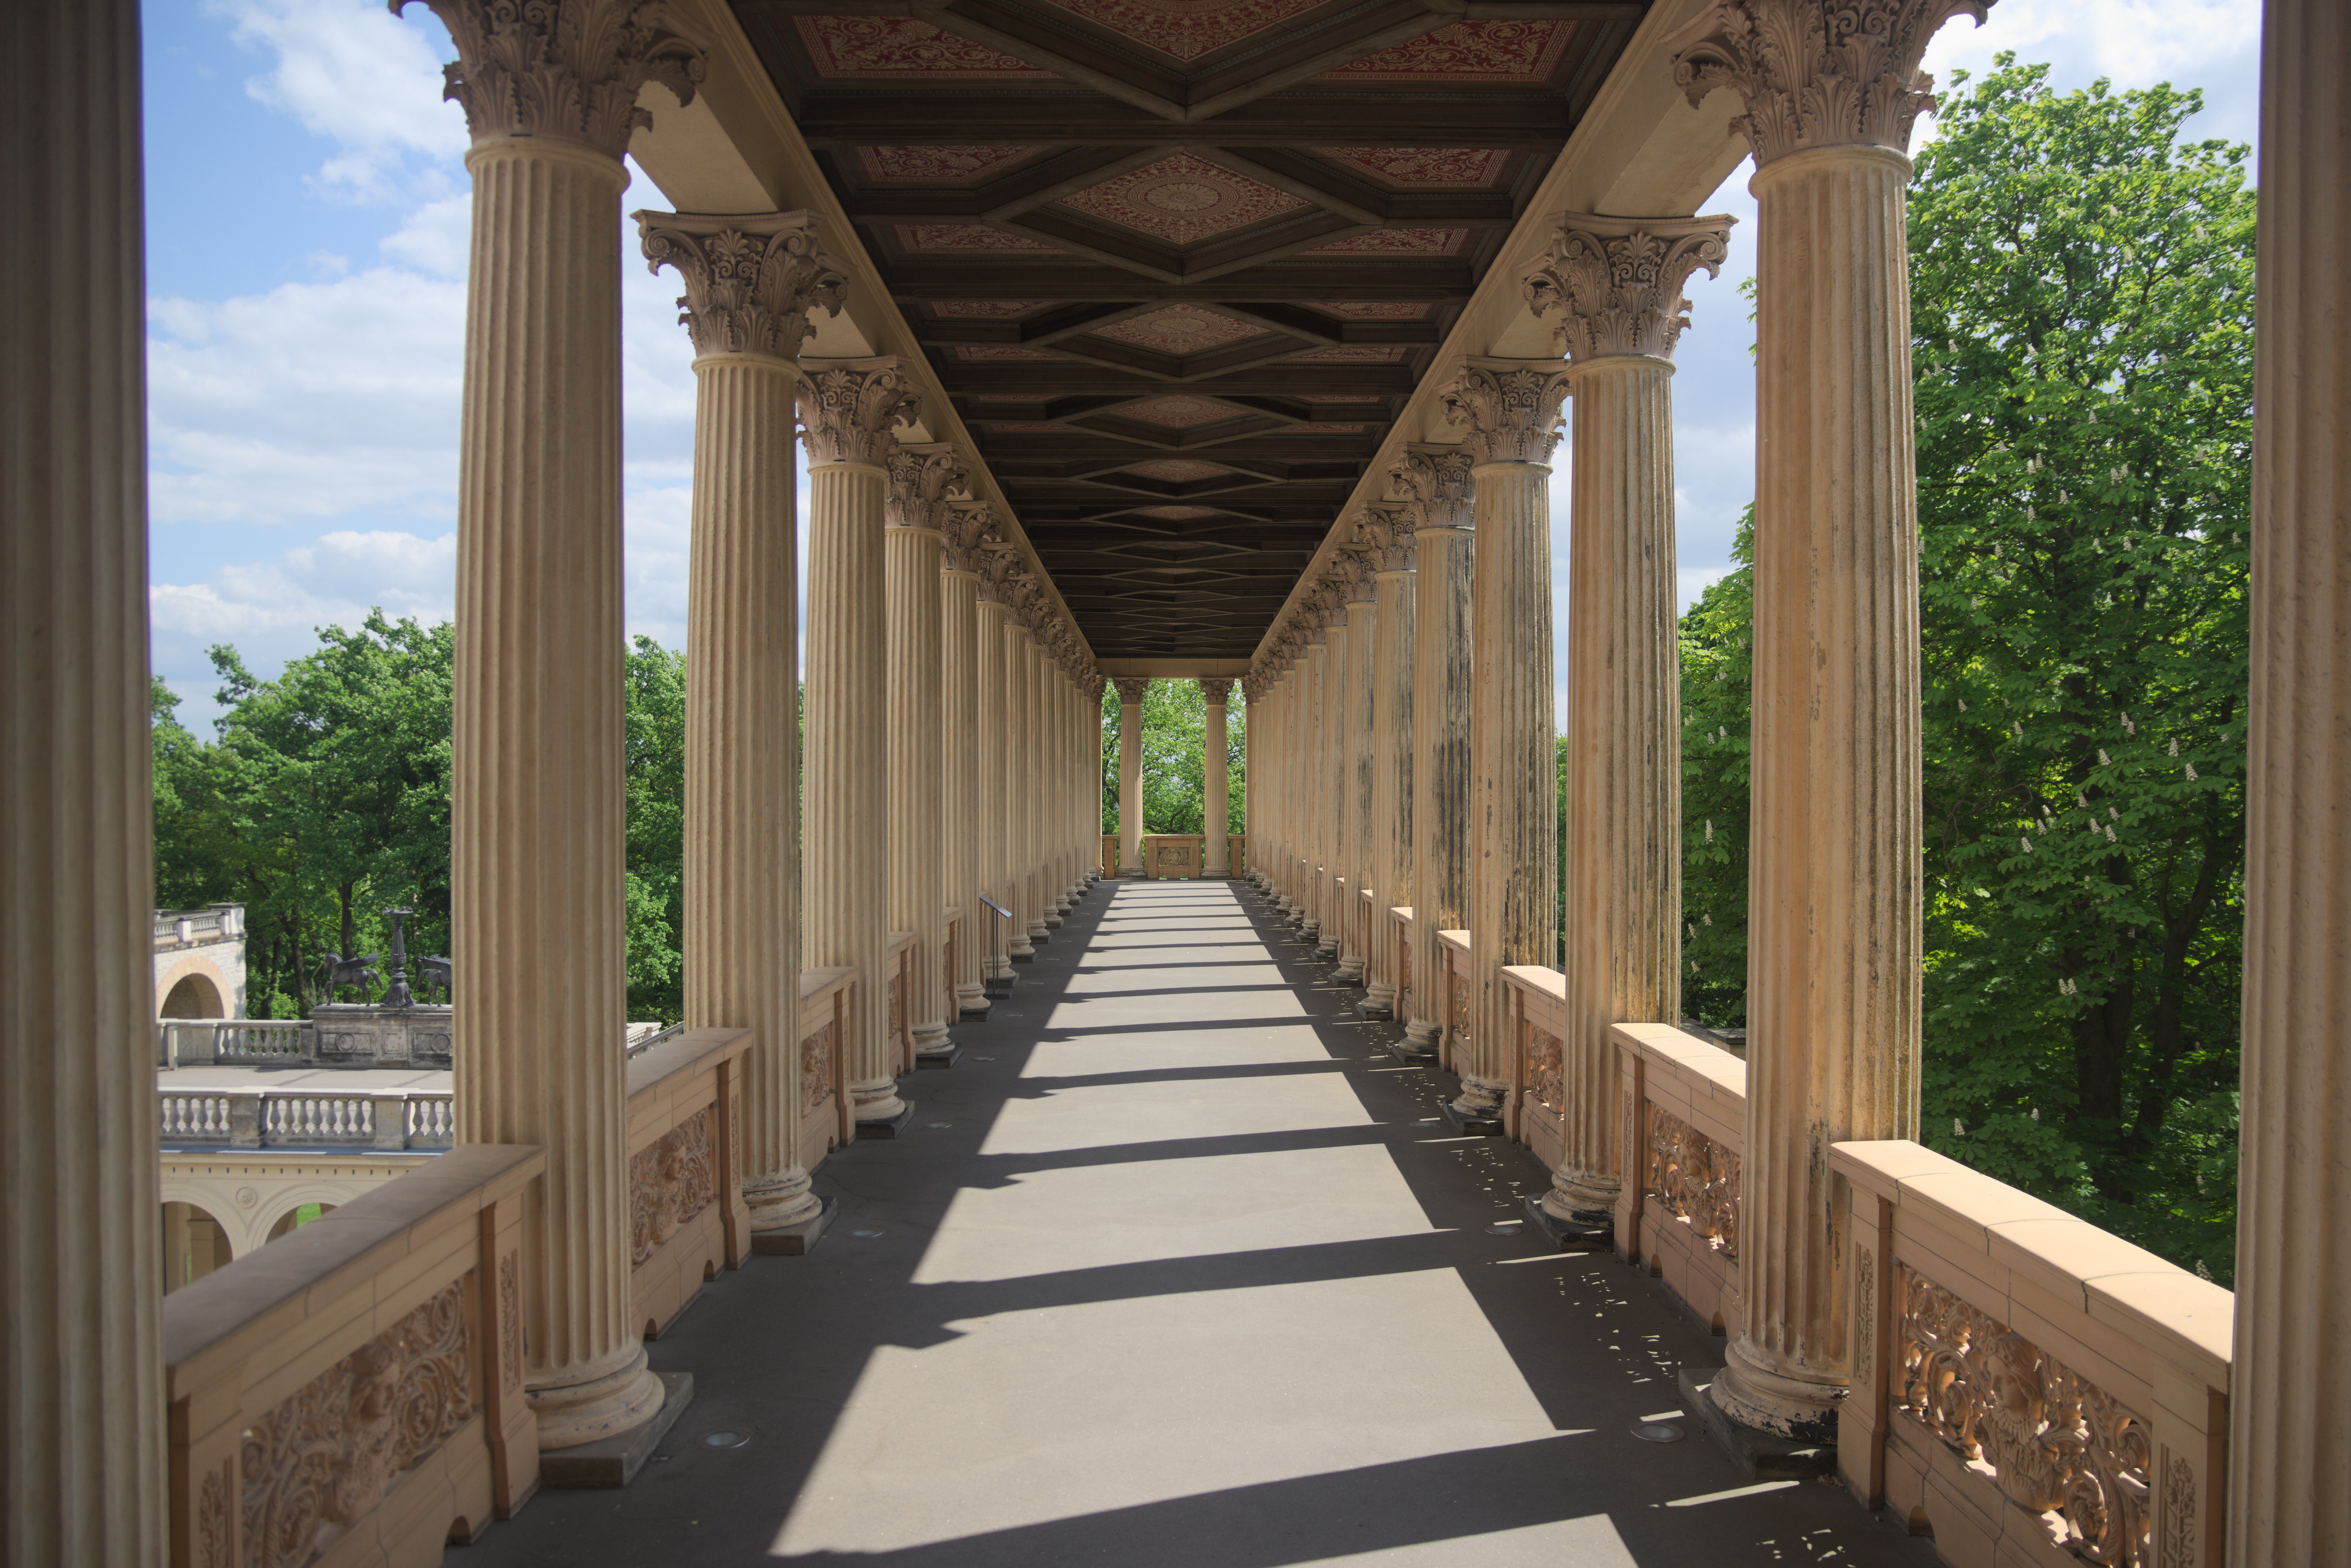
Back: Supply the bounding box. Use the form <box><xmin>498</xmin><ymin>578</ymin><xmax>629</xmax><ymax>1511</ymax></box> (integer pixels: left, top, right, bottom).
<box><xmin>1197</xmin><ymin>677</ymin><xmax>1233</xmax><ymax>706</ymax></box>
<box><xmin>397</xmin><ymin>0</ymin><xmax>708</xmax><ymax>158</ymax></box>
<box><xmin>885</xmin><ymin>443</ymin><xmax>970</xmax><ymax>532</ymax></box>
<box><xmin>1358</xmin><ymin>502</ymin><xmax>1417</xmax><ymax>573</ymax></box>
<box><xmin>1664</xmin><ymin>0</ymin><xmax>1990</xmax><ymax>167</ymax></box>
<box><xmin>635</xmin><ymin>210</ymin><xmax>847</xmax><ymax>361</ymax></box>
<box><xmin>797</xmin><ymin>358</ymin><xmax>921</xmax><ymax>468</ymax></box>
<box><xmin>942</xmin><ymin>501</ymin><xmax>998</xmax><ymax>574</ymax></box>
<box><xmin>1439</xmin><ymin>359</ymin><xmax>1571</xmax><ymax>467</ymax></box>
<box><xmin>1112</xmin><ymin>677</ymin><xmax>1151</xmax><ymax>706</ymax></box>
<box><xmin>1391</xmin><ymin>443</ymin><xmax>1475</xmax><ymax>531</ymax></box>
<box><xmin>1522</xmin><ymin>214</ymin><xmax>1735</xmax><ymax>362</ymax></box>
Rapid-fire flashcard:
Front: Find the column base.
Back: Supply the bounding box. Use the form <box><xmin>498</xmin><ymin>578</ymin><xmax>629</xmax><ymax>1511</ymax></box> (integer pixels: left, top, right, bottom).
<box><xmin>1009</xmin><ymin>950</ymin><xmax>1038</xmax><ymax>965</ymax></box>
<box><xmin>750</xmin><ymin>1194</ymin><xmax>838</xmax><ymax>1256</ymax></box>
<box><xmin>1386</xmin><ymin>1035</ymin><xmax>1436</xmax><ymax>1067</ymax></box>
<box><xmin>1541</xmin><ymin>1171</ymin><xmax>1618</xmax><ymax>1228</ymax></box>
<box><xmin>1335</xmin><ymin>954</ymin><xmax>1364</xmax><ymax>979</ymax></box>
<box><xmin>1438</xmin><ymin>1099</ymin><xmax>1504</xmax><ymax>1136</ymax></box>
<box><xmin>1679</xmin><ymin>1365</ymin><xmax>1836</xmax><ymax>1479</ymax></box>
<box><xmin>1708</xmin><ymin>1335</ymin><xmax>1846</xmax><ymax>1447</ymax></box>
<box><xmin>528</xmin><ymin>1340</ymin><xmax>667</xmax><ymax>1453</ymax></box>
<box><xmin>537</xmin><ymin>1372</ymin><xmax>694</xmax><ymax>1490</ymax></box>
<box><xmin>1359</xmin><ymin>982</ymin><xmax>1397</xmax><ymax>1018</ymax></box>
<box><xmin>743</xmin><ymin>1167</ymin><xmax>823</xmax><ymax>1233</ymax></box>
<box><xmin>1401</xmin><ymin>1017</ymin><xmax>1441</xmax><ymax>1053</ymax></box>
<box><xmin>856</xmin><ymin>1100</ymin><xmax>919</xmax><ymax>1139</ymax></box>
<box><xmin>916</xmin><ymin>1042</ymin><xmax>963</xmax><ymax>1069</ymax></box>
<box><xmin>1042</xmin><ymin>912</ymin><xmax>1065</xmax><ymax>928</ymax></box>
<box><xmin>1521</xmin><ymin>1192</ymin><xmax>1611</xmax><ymax>1250</ymax></box>
<box><xmin>959</xmin><ymin>996</ymin><xmax>994</xmax><ymax>1020</ymax></box>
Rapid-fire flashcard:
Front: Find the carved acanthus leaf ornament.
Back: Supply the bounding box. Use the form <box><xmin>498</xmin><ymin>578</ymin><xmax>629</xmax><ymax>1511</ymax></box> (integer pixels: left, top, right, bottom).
<box><xmin>941</xmin><ymin>500</ymin><xmax>997</xmax><ymax>574</ymax></box>
<box><xmin>1357</xmin><ymin>503</ymin><xmax>1416</xmax><ymax>573</ymax></box>
<box><xmin>1197</xmin><ymin>677</ymin><xmax>1233</xmax><ymax>705</ymax></box>
<box><xmin>1664</xmin><ymin>0</ymin><xmax>1991</xmax><ymax>167</ymax></box>
<box><xmin>1522</xmin><ymin>214</ymin><xmax>1735</xmax><ymax>362</ymax></box>
<box><xmin>1113</xmin><ymin>677</ymin><xmax>1152</xmax><ymax>706</ymax></box>
<box><xmin>1439</xmin><ymin>360</ymin><xmax>1571</xmax><ymax>467</ymax></box>
<box><xmin>885</xmin><ymin>442</ymin><xmax>971</xmax><ymax>532</ymax></box>
<box><xmin>637</xmin><ymin>210</ymin><xmax>847</xmax><ymax>361</ymax></box>
<box><xmin>1391</xmin><ymin>443</ymin><xmax>1475</xmax><ymax>531</ymax></box>
<box><xmin>398</xmin><ymin>0</ymin><xmax>708</xmax><ymax>158</ymax></box>
<box><xmin>797</xmin><ymin>359</ymin><xmax>921</xmax><ymax>467</ymax></box>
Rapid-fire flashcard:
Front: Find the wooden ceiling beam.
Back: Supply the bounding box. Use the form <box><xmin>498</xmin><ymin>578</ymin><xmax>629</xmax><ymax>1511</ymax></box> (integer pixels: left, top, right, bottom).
<box><xmin>796</xmin><ymin>95</ymin><xmax>1571</xmax><ymax>146</ymax></box>
<box><xmin>942</xmin><ymin>366</ymin><xmax>1417</xmax><ymax>394</ymax></box>
<box><xmin>888</xmin><ymin>265</ymin><xmax>1473</xmax><ymax>301</ymax></box>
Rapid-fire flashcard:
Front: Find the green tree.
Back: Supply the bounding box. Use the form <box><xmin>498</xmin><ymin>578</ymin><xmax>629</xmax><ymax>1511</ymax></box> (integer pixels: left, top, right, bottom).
<box><xmin>1101</xmin><ymin>679</ymin><xmax>1246</xmax><ymax>838</ymax></box>
<box><xmin>1673</xmin><ymin>61</ymin><xmax>2253</xmax><ymax>1279</ymax></box>
<box><xmin>622</xmin><ymin>636</ymin><xmax>688</xmax><ymax>1023</ymax></box>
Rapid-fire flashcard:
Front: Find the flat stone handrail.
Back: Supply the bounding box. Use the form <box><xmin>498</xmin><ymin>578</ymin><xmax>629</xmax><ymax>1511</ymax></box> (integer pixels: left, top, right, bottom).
<box><xmin>1612</xmin><ymin>1021</ymin><xmax>1746</xmax><ymax>1334</ymax></box>
<box><xmin>624</xmin><ymin>1027</ymin><xmax>755</xmax><ymax>1339</ymax></box>
<box><xmin>164</xmin><ymin>1143</ymin><xmax>545</xmax><ymax>1564</ymax></box>
<box><xmin>159</xmin><ymin>1086</ymin><xmax>457</xmax><ymax>1151</ymax></box>
<box><xmin>1830</xmin><ymin>1138</ymin><xmax>2231</xmax><ymax>1567</ymax></box>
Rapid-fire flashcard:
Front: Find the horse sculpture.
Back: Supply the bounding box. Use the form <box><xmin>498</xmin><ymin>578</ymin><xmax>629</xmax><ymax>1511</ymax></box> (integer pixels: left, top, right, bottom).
<box><xmin>415</xmin><ymin>955</ymin><xmax>452</xmax><ymax>1004</ymax></box>
<box><xmin>320</xmin><ymin>952</ymin><xmax>381</xmax><ymax>1002</ymax></box>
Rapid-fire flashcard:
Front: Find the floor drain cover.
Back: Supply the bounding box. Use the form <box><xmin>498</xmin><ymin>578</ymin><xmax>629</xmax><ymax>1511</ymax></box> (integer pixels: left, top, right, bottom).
<box><xmin>701</xmin><ymin>1431</ymin><xmax>750</xmax><ymax>1449</ymax></box>
<box><xmin>850</xmin><ymin>1229</ymin><xmax>883</xmax><ymax>1238</ymax></box>
<box><xmin>1485</xmin><ymin>1221</ymin><xmax>1523</xmax><ymax>1235</ymax></box>
<box><xmin>1630</xmin><ymin>1422</ymin><xmax>1685</xmax><ymax>1443</ymax></box>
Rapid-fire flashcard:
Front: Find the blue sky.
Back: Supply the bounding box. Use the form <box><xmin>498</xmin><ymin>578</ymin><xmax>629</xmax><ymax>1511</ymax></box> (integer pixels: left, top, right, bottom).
<box><xmin>143</xmin><ymin>0</ymin><xmax>2261</xmax><ymax>731</ymax></box>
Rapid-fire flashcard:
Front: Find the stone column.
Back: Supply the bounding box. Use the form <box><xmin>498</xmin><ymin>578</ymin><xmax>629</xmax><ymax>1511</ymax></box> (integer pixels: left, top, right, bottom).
<box><xmin>1115</xmin><ymin>677</ymin><xmax>1149</xmax><ymax>874</ymax></box>
<box><xmin>1201</xmin><ymin>680</ymin><xmax>1234</xmax><ymax>875</ymax></box>
<box><xmin>800</xmin><ymin>359</ymin><xmax>922</xmax><ymax>1128</ymax></box>
<box><xmin>1441</xmin><ymin>360</ymin><xmax>1570</xmax><ymax>1130</ymax></box>
<box><xmin>942</xmin><ymin>502</ymin><xmax>994</xmax><ymax>1015</ymax></box>
<box><xmin>1049</xmin><ymin>657</ymin><xmax>1075</xmax><ymax>909</ymax></box>
<box><xmin>1340</xmin><ymin>560</ymin><xmax>1379</xmax><ymax>979</ymax></box>
<box><xmin>1317</xmin><ymin>586</ymin><xmax>1353</xmax><ymax>958</ymax></box>
<box><xmin>3</xmin><ymin>4</ymin><xmax>166</xmax><ymax>1554</ymax></box>
<box><xmin>974</xmin><ymin>561</ymin><xmax>1012</xmax><ymax>977</ymax></box>
<box><xmin>1522</xmin><ymin>213</ymin><xmax>1732</xmax><ymax>1229</ymax></box>
<box><xmin>421</xmin><ymin>0</ymin><xmax>707</xmax><ymax>1449</ymax></box>
<box><xmin>1300</xmin><ymin>622</ymin><xmax>1331</xmax><ymax>937</ymax></box>
<box><xmin>1240</xmin><ymin>681</ymin><xmax>1258</xmax><ymax>880</ymax></box>
<box><xmin>999</xmin><ymin>582</ymin><xmax>1038</xmax><ymax>960</ymax></box>
<box><xmin>2234</xmin><ymin>4</ymin><xmax>2351</xmax><ymax>1561</ymax></box>
<box><xmin>885</xmin><ymin>442</ymin><xmax>967</xmax><ymax>1059</ymax></box>
<box><xmin>1021</xmin><ymin>617</ymin><xmax>1055</xmax><ymax>941</ymax></box>
<box><xmin>1669</xmin><ymin>0</ymin><xmax>1978</xmax><ymax>1438</ymax></box>
<box><xmin>1360</xmin><ymin>507</ymin><xmax>1417</xmax><ymax>1017</ymax></box>
<box><xmin>1395</xmin><ymin>443</ymin><xmax>1477</xmax><ymax>1053</ymax></box>
<box><xmin>638</xmin><ymin>208</ymin><xmax>847</xmax><ymax>1241</ymax></box>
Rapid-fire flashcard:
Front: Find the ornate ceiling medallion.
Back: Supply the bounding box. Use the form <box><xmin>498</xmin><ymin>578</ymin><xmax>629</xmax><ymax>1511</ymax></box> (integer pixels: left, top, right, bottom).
<box><xmin>895</xmin><ymin>225</ymin><xmax>1069</xmax><ymax>255</ymax></box>
<box><xmin>1117</xmin><ymin>396</ymin><xmax>1238</xmax><ymax>428</ymax></box>
<box><xmin>1313</xmin><ymin>147</ymin><xmax>1512</xmax><ymax>189</ymax></box>
<box><xmin>1319</xmin><ymin>20</ymin><xmax>1575</xmax><ymax>82</ymax></box>
<box><xmin>1124</xmin><ymin>459</ymin><xmax>1233</xmax><ymax>482</ymax></box>
<box><xmin>1056</xmin><ymin>154</ymin><xmax>1307</xmax><ymax>245</ymax></box>
<box><xmin>1300</xmin><ymin>228</ymin><xmax>1467</xmax><ymax>256</ymax></box>
<box><xmin>857</xmin><ymin>145</ymin><xmax>1049</xmax><ymax>184</ymax></box>
<box><xmin>1090</xmin><ymin>305</ymin><xmax>1269</xmax><ymax>356</ymax></box>
<box><xmin>1050</xmin><ymin>0</ymin><xmax>1327</xmax><ymax>62</ymax></box>
<box><xmin>794</xmin><ymin>16</ymin><xmax>1054</xmax><ymax>77</ymax></box>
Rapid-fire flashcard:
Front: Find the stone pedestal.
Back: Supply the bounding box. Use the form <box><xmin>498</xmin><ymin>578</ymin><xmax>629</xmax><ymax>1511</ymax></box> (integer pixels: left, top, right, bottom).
<box><xmin>637</xmin><ymin>208</ymin><xmax>846</xmax><ymax>1238</ymax></box>
<box><xmin>3</xmin><ymin>5</ymin><xmax>168</xmax><ymax>1553</ymax></box>
<box><xmin>312</xmin><ymin>1004</ymin><xmax>456</xmax><ymax>1067</ymax></box>
<box><xmin>1395</xmin><ymin>443</ymin><xmax>1476</xmax><ymax>1051</ymax></box>
<box><xmin>1443</xmin><ymin>360</ymin><xmax>1570</xmax><ymax>1127</ymax></box>
<box><xmin>2233</xmin><ymin>4</ymin><xmax>2351</xmax><ymax>1561</ymax></box>
<box><xmin>800</xmin><ymin>359</ymin><xmax>922</xmax><ymax>1128</ymax></box>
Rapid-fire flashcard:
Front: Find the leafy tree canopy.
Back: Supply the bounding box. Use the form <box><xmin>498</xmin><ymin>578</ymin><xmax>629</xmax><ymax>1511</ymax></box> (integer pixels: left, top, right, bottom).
<box><xmin>1101</xmin><ymin>679</ymin><xmax>1246</xmax><ymax>840</ymax></box>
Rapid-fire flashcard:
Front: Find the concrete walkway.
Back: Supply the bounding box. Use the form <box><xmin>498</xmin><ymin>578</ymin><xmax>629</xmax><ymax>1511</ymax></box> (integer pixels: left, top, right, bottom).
<box><xmin>464</xmin><ymin>879</ymin><xmax>1931</xmax><ymax>1568</ymax></box>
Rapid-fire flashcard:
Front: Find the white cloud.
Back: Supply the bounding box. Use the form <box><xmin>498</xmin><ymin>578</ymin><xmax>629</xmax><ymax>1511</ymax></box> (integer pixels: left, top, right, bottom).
<box><xmin>380</xmin><ymin>194</ymin><xmax>471</xmax><ymax>278</ymax></box>
<box><xmin>210</xmin><ymin>0</ymin><xmax>468</xmax><ymax>197</ymax></box>
<box><xmin>1922</xmin><ymin>0</ymin><xmax>2259</xmax><ymax>89</ymax></box>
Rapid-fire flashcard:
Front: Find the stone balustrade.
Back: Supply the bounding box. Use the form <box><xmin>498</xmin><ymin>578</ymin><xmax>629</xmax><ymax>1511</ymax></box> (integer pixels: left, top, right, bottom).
<box><xmin>160</xmin><ymin>1088</ymin><xmax>458</xmax><ymax>1152</ymax></box>
<box><xmin>1438</xmin><ymin>930</ymin><xmax>1472</xmax><ymax>1080</ymax></box>
<box><xmin>1097</xmin><ymin>833</ymin><xmax>1249</xmax><ymax>880</ymax></box>
<box><xmin>1832</xmin><ymin>1140</ymin><xmax>2231</xmax><ymax>1568</ymax></box>
<box><xmin>1612</xmin><ymin>1022</ymin><xmax>1747</xmax><ymax>1335</ymax></box>
<box><xmin>624</xmin><ymin>1028</ymin><xmax>755</xmax><ymax>1342</ymax></box>
<box><xmin>799</xmin><ymin>967</ymin><xmax>856</xmax><ymax>1171</ymax></box>
<box><xmin>162</xmin><ymin>1143</ymin><xmax>544</xmax><ymax>1567</ymax></box>
<box><xmin>159</xmin><ymin>1017</ymin><xmax>310</xmax><ymax>1067</ymax></box>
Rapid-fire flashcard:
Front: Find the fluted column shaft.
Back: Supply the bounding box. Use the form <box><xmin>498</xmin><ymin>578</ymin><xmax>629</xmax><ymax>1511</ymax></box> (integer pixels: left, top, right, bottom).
<box><xmin>976</xmin><ymin>593</ymin><xmax>1014</xmax><ymax>977</ymax></box>
<box><xmin>1001</xmin><ymin>612</ymin><xmax>1037</xmax><ymax>957</ymax></box>
<box><xmin>1409</xmin><ymin>523</ymin><xmax>1475</xmax><ymax>1049</ymax></box>
<box><xmin>1240</xmin><ymin>691</ymin><xmax>1256</xmax><ymax>877</ymax></box>
<box><xmin>1269</xmin><ymin>673</ymin><xmax>1292</xmax><ymax>905</ymax></box>
<box><xmin>3</xmin><ymin>5</ymin><xmax>166</xmax><ymax>1556</ymax></box>
<box><xmin>1302</xmin><ymin>639</ymin><xmax>1330</xmax><ymax>934</ymax></box>
<box><xmin>1550</xmin><ymin>356</ymin><xmax>1681</xmax><ymax>1221</ymax></box>
<box><xmin>1366</xmin><ymin>561</ymin><xmax>1416</xmax><ymax>1014</ymax></box>
<box><xmin>1342</xmin><ymin>588</ymin><xmax>1378</xmax><ymax>978</ymax></box>
<box><xmin>806</xmin><ymin>455</ymin><xmax>901</xmax><ymax>1123</ymax></box>
<box><xmin>941</xmin><ymin>559</ymin><xmax>983</xmax><ymax>1014</ymax></box>
<box><xmin>2233</xmin><ymin>5</ymin><xmax>2351</xmax><ymax>1561</ymax></box>
<box><xmin>886</xmin><ymin>514</ymin><xmax>950</xmax><ymax>1052</ymax></box>
<box><xmin>1054</xmin><ymin>671</ymin><xmax>1077</xmax><ymax>905</ymax></box>
<box><xmin>1025</xmin><ymin>636</ymin><xmax>1054</xmax><ymax>939</ymax></box>
<box><xmin>451</xmin><ymin>135</ymin><xmax>663</xmax><ymax>1447</ymax></box>
<box><xmin>683</xmin><ymin>352</ymin><xmax>821</xmax><ymax>1231</ymax></box>
<box><xmin>1117</xmin><ymin>684</ymin><xmax>1147</xmax><ymax>873</ymax></box>
<box><xmin>1202</xmin><ymin>681</ymin><xmax>1233</xmax><ymax>875</ymax></box>
<box><xmin>1318</xmin><ymin>617</ymin><xmax>1351</xmax><ymax>955</ymax></box>
<box><xmin>1725</xmin><ymin>144</ymin><xmax>1923</xmax><ymax>1437</ymax></box>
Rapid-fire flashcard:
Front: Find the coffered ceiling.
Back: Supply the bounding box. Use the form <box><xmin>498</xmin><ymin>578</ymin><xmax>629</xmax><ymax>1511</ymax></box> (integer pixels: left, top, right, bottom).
<box><xmin>731</xmin><ymin>0</ymin><xmax>1651</xmax><ymax>659</ymax></box>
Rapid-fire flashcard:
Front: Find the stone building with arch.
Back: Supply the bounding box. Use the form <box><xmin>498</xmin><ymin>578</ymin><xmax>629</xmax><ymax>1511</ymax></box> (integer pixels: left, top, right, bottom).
<box><xmin>151</xmin><ymin>902</ymin><xmax>246</xmax><ymax>1021</ymax></box>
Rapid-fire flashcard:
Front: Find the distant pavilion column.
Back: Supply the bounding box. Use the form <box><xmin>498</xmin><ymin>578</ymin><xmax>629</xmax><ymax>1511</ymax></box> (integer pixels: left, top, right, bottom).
<box><xmin>1115</xmin><ymin>678</ymin><xmax>1150</xmax><ymax>874</ymax></box>
<box><xmin>1340</xmin><ymin>559</ymin><xmax>1378</xmax><ymax>979</ymax></box>
<box><xmin>1266</xmin><ymin>662</ymin><xmax>1291</xmax><ymax>905</ymax></box>
<box><xmin>1023</xmin><ymin>618</ymin><xmax>1057</xmax><ymax>938</ymax></box>
<box><xmin>422</xmin><ymin>0</ymin><xmax>708</xmax><ymax>1450</ymax></box>
<box><xmin>1361</xmin><ymin>506</ymin><xmax>1416</xmax><ymax>1017</ymax></box>
<box><xmin>1300</xmin><ymin>615</ymin><xmax>1332</xmax><ymax>937</ymax></box>
<box><xmin>1240</xmin><ymin>678</ymin><xmax>1259</xmax><ymax>880</ymax></box>
<box><xmin>1200</xmin><ymin>679</ymin><xmax>1234</xmax><ymax>875</ymax></box>
<box><xmin>1669</xmin><ymin>0</ymin><xmax>1978</xmax><ymax>1438</ymax></box>
<box><xmin>637</xmin><ymin>208</ymin><xmax>847</xmax><ymax>1242</ymax></box>
<box><xmin>885</xmin><ymin>442</ymin><xmax>967</xmax><ymax>1060</ymax></box>
<box><xmin>1442</xmin><ymin>360</ymin><xmax>1570</xmax><ymax>1130</ymax></box>
<box><xmin>1048</xmin><ymin>655</ymin><xmax>1075</xmax><ymax>907</ymax></box>
<box><xmin>1395</xmin><ymin>443</ymin><xmax>1476</xmax><ymax>1053</ymax></box>
<box><xmin>1523</xmin><ymin>213</ymin><xmax>1732</xmax><ymax>1230</ymax></box>
<box><xmin>800</xmin><ymin>358</ymin><xmax>922</xmax><ymax>1130</ymax></box>
<box><xmin>974</xmin><ymin>558</ymin><xmax>1016</xmax><ymax>979</ymax></box>
<box><xmin>3</xmin><ymin>4</ymin><xmax>167</xmax><ymax>1555</ymax></box>
<box><xmin>1316</xmin><ymin>582</ymin><xmax>1353</xmax><ymax>958</ymax></box>
<box><xmin>2233</xmin><ymin>6</ymin><xmax>2351</xmax><ymax>1563</ymax></box>
<box><xmin>942</xmin><ymin>501</ymin><xmax>995</xmax><ymax>1016</ymax></box>
<box><xmin>999</xmin><ymin>582</ymin><xmax>1038</xmax><ymax>960</ymax></box>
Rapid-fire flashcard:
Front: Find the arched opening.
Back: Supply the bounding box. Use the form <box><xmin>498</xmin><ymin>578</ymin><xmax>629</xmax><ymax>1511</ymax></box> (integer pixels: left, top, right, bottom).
<box><xmin>161</xmin><ymin>1201</ymin><xmax>230</xmax><ymax>1294</ymax></box>
<box><xmin>159</xmin><ymin>972</ymin><xmax>223</xmax><ymax>1019</ymax></box>
<box><xmin>265</xmin><ymin>1202</ymin><xmax>335</xmax><ymax>1244</ymax></box>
